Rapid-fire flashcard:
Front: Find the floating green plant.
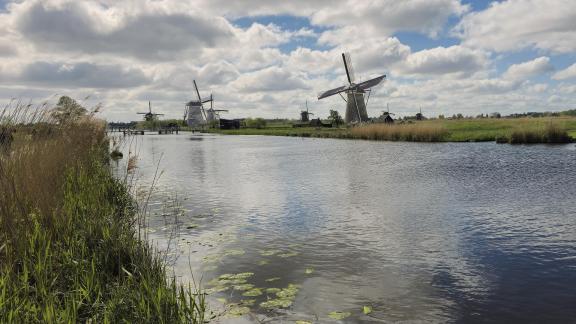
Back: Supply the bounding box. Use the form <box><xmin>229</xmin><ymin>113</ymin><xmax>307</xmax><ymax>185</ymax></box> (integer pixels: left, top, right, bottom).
<box><xmin>227</xmin><ymin>306</ymin><xmax>250</xmax><ymax>317</ymax></box>
<box><xmin>242</xmin><ymin>288</ymin><xmax>263</xmax><ymax>297</ymax></box>
<box><xmin>363</xmin><ymin>305</ymin><xmax>372</xmax><ymax>315</ymax></box>
<box><xmin>260</xmin><ymin>298</ymin><xmax>293</xmax><ymax>309</ymax></box>
<box><xmin>257</xmin><ymin>260</ymin><xmax>270</xmax><ymax>266</ymax></box>
<box><xmin>305</xmin><ymin>268</ymin><xmax>314</xmax><ymax>274</ymax></box>
<box><xmin>260</xmin><ymin>249</ymin><xmax>281</xmax><ymax>256</ymax></box>
<box><xmin>276</xmin><ymin>284</ymin><xmax>300</xmax><ymax>299</ymax></box>
<box><xmin>265</xmin><ymin>277</ymin><xmax>281</xmax><ymax>282</ymax></box>
<box><xmin>233</xmin><ymin>284</ymin><xmax>255</xmax><ymax>291</ymax></box>
<box><xmin>295</xmin><ymin>321</ymin><xmax>312</xmax><ymax>324</ymax></box>
<box><xmin>328</xmin><ymin>311</ymin><xmax>351</xmax><ymax>320</ymax></box>
<box><xmin>224</xmin><ymin>249</ymin><xmax>245</xmax><ymax>256</ymax></box>
<box><xmin>265</xmin><ymin>288</ymin><xmax>281</xmax><ymax>294</ymax></box>
<box><xmin>278</xmin><ymin>251</ymin><xmax>299</xmax><ymax>258</ymax></box>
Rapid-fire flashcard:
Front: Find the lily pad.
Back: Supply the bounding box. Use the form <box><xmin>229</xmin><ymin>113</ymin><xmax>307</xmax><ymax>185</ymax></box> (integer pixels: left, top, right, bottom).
<box><xmin>266</xmin><ymin>288</ymin><xmax>281</xmax><ymax>294</ymax></box>
<box><xmin>260</xmin><ymin>298</ymin><xmax>293</xmax><ymax>309</ymax></box>
<box><xmin>295</xmin><ymin>321</ymin><xmax>312</xmax><ymax>324</ymax></box>
<box><xmin>363</xmin><ymin>305</ymin><xmax>372</xmax><ymax>315</ymax></box>
<box><xmin>227</xmin><ymin>306</ymin><xmax>250</xmax><ymax>317</ymax></box>
<box><xmin>233</xmin><ymin>284</ymin><xmax>255</xmax><ymax>291</ymax></box>
<box><xmin>278</xmin><ymin>251</ymin><xmax>299</xmax><ymax>258</ymax></box>
<box><xmin>224</xmin><ymin>249</ymin><xmax>245</xmax><ymax>256</ymax></box>
<box><xmin>242</xmin><ymin>288</ymin><xmax>263</xmax><ymax>297</ymax></box>
<box><xmin>257</xmin><ymin>260</ymin><xmax>270</xmax><ymax>266</ymax></box>
<box><xmin>305</xmin><ymin>268</ymin><xmax>314</xmax><ymax>274</ymax></box>
<box><xmin>260</xmin><ymin>249</ymin><xmax>281</xmax><ymax>256</ymax></box>
<box><xmin>265</xmin><ymin>277</ymin><xmax>281</xmax><ymax>282</ymax></box>
<box><xmin>205</xmin><ymin>285</ymin><xmax>229</xmax><ymax>294</ymax></box>
<box><xmin>276</xmin><ymin>284</ymin><xmax>300</xmax><ymax>299</ymax></box>
<box><xmin>240</xmin><ymin>299</ymin><xmax>256</xmax><ymax>306</ymax></box>
<box><xmin>328</xmin><ymin>311</ymin><xmax>351</xmax><ymax>320</ymax></box>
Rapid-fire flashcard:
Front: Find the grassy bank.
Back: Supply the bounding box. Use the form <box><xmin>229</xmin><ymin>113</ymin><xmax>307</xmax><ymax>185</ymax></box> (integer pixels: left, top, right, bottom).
<box><xmin>0</xmin><ymin>105</ymin><xmax>206</xmax><ymax>323</ymax></box>
<box><xmin>209</xmin><ymin>117</ymin><xmax>576</xmax><ymax>144</ymax></box>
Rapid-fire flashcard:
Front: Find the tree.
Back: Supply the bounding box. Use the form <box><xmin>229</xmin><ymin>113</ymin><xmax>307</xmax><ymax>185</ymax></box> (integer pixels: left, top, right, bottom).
<box><xmin>328</xmin><ymin>110</ymin><xmax>344</xmax><ymax>127</ymax></box>
<box><xmin>245</xmin><ymin>118</ymin><xmax>267</xmax><ymax>129</ymax></box>
<box><xmin>52</xmin><ymin>96</ymin><xmax>87</xmax><ymax>124</ymax></box>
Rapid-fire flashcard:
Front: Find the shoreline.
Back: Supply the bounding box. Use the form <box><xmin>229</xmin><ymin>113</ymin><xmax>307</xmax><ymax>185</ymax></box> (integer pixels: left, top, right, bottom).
<box><xmin>206</xmin><ymin>117</ymin><xmax>576</xmax><ymax>144</ymax></box>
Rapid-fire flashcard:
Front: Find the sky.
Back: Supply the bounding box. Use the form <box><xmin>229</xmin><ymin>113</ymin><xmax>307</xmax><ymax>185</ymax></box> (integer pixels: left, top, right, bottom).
<box><xmin>0</xmin><ymin>0</ymin><xmax>575</xmax><ymax>121</ymax></box>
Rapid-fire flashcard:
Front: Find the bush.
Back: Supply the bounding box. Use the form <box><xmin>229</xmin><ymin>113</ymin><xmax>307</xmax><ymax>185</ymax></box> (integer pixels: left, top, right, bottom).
<box><xmin>244</xmin><ymin>118</ymin><xmax>267</xmax><ymax>129</ymax></box>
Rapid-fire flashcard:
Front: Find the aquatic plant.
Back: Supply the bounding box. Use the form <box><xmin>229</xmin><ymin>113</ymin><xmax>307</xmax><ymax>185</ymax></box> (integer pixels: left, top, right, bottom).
<box><xmin>351</xmin><ymin>123</ymin><xmax>449</xmax><ymax>142</ymax></box>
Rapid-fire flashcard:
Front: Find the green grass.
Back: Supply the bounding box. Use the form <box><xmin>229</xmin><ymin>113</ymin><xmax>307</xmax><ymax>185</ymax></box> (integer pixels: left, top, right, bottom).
<box><xmin>0</xmin><ymin>105</ymin><xmax>207</xmax><ymax>323</ymax></box>
<box><xmin>208</xmin><ymin>117</ymin><xmax>576</xmax><ymax>144</ymax></box>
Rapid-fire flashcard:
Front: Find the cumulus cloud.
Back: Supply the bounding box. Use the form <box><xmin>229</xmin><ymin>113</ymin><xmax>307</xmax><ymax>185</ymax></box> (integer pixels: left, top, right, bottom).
<box><xmin>4</xmin><ymin>61</ymin><xmax>149</xmax><ymax>88</ymax></box>
<box><xmin>231</xmin><ymin>67</ymin><xmax>310</xmax><ymax>92</ymax></box>
<box><xmin>455</xmin><ymin>0</ymin><xmax>576</xmax><ymax>53</ymax></box>
<box><xmin>553</xmin><ymin>63</ymin><xmax>576</xmax><ymax>80</ymax></box>
<box><xmin>503</xmin><ymin>57</ymin><xmax>555</xmax><ymax>80</ymax></box>
<box><xmin>400</xmin><ymin>46</ymin><xmax>487</xmax><ymax>77</ymax></box>
<box><xmin>14</xmin><ymin>1</ymin><xmax>234</xmax><ymax>60</ymax></box>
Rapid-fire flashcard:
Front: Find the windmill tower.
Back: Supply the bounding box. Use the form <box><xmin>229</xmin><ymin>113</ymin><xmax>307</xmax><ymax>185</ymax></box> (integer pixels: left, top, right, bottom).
<box><xmin>300</xmin><ymin>100</ymin><xmax>314</xmax><ymax>122</ymax></box>
<box><xmin>137</xmin><ymin>101</ymin><xmax>164</xmax><ymax>121</ymax></box>
<box><xmin>318</xmin><ymin>53</ymin><xmax>386</xmax><ymax>124</ymax></box>
<box><xmin>184</xmin><ymin>80</ymin><xmax>229</xmax><ymax>128</ymax></box>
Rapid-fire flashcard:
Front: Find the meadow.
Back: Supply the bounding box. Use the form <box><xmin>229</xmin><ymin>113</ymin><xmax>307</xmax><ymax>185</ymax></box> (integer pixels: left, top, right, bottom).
<box><xmin>210</xmin><ymin>117</ymin><xmax>576</xmax><ymax>144</ymax></box>
<box><xmin>0</xmin><ymin>103</ymin><xmax>207</xmax><ymax>323</ymax></box>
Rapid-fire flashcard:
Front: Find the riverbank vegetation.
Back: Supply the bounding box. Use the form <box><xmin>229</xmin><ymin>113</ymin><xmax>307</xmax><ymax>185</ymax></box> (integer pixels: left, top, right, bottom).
<box><xmin>209</xmin><ymin>116</ymin><xmax>576</xmax><ymax>144</ymax></box>
<box><xmin>0</xmin><ymin>101</ymin><xmax>206</xmax><ymax>323</ymax></box>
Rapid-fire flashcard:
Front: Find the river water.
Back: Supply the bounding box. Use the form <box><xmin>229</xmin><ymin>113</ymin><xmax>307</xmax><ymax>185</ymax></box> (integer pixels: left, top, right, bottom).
<box><xmin>114</xmin><ymin>133</ymin><xmax>576</xmax><ymax>323</ymax></box>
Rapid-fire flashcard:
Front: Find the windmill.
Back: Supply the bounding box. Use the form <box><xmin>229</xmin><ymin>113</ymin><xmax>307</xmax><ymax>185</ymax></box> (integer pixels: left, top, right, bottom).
<box><xmin>380</xmin><ymin>102</ymin><xmax>395</xmax><ymax>124</ymax></box>
<box><xmin>204</xmin><ymin>93</ymin><xmax>229</xmax><ymax>124</ymax></box>
<box><xmin>184</xmin><ymin>80</ymin><xmax>229</xmax><ymax>128</ymax></box>
<box><xmin>137</xmin><ymin>101</ymin><xmax>164</xmax><ymax>122</ymax></box>
<box><xmin>300</xmin><ymin>100</ymin><xmax>314</xmax><ymax>122</ymax></box>
<box><xmin>317</xmin><ymin>53</ymin><xmax>386</xmax><ymax>124</ymax></box>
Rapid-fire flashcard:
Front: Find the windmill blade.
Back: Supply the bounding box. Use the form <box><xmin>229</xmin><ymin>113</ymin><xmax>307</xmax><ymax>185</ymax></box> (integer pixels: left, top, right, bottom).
<box><xmin>318</xmin><ymin>84</ymin><xmax>349</xmax><ymax>100</ymax></box>
<box><xmin>193</xmin><ymin>80</ymin><xmax>207</xmax><ymax>121</ymax></box>
<box><xmin>213</xmin><ymin>109</ymin><xmax>229</xmax><ymax>112</ymax></box>
<box><xmin>356</xmin><ymin>74</ymin><xmax>386</xmax><ymax>91</ymax></box>
<box><xmin>343</xmin><ymin>52</ymin><xmax>356</xmax><ymax>84</ymax></box>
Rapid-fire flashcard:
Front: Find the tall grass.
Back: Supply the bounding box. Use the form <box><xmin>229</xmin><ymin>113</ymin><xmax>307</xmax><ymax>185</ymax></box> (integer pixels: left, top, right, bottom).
<box><xmin>0</xmin><ymin>102</ymin><xmax>206</xmax><ymax>323</ymax></box>
<box><xmin>508</xmin><ymin>120</ymin><xmax>571</xmax><ymax>144</ymax></box>
<box><xmin>350</xmin><ymin>123</ymin><xmax>449</xmax><ymax>142</ymax></box>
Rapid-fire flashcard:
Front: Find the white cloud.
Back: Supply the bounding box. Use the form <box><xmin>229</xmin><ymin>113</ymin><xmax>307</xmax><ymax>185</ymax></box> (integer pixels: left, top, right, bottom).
<box><xmin>400</xmin><ymin>45</ymin><xmax>488</xmax><ymax>77</ymax></box>
<box><xmin>503</xmin><ymin>57</ymin><xmax>554</xmax><ymax>80</ymax></box>
<box><xmin>455</xmin><ymin>0</ymin><xmax>576</xmax><ymax>53</ymax></box>
<box><xmin>553</xmin><ymin>63</ymin><xmax>576</xmax><ymax>80</ymax></box>
<box><xmin>231</xmin><ymin>66</ymin><xmax>311</xmax><ymax>92</ymax></box>
<box><xmin>1</xmin><ymin>61</ymin><xmax>149</xmax><ymax>88</ymax></box>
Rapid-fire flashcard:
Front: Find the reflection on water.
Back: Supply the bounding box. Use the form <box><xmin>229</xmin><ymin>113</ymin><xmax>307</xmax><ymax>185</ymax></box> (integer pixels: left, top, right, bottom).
<box><xmin>114</xmin><ymin>133</ymin><xmax>576</xmax><ymax>323</ymax></box>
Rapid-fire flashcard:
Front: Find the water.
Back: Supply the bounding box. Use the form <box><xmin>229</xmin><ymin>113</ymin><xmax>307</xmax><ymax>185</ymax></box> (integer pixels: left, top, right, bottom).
<box><xmin>114</xmin><ymin>133</ymin><xmax>576</xmax><ymax>323</ymax></box>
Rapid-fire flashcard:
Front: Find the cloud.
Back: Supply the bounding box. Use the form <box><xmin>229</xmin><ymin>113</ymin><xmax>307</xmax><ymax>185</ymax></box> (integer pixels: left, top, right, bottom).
<box><xmin>313</xmin><ymin>0</ymin><xmax>468</xmax><ymax>38</ymax></box>
<box><xmin>552</xmin><ymin>63</ymin><xmax>576</xmax><ymax>80</ymax></box>
<box><xmin>7</xmin><ymin>61</ymin><xmax>149</xmax><ymax>88</ymax></box>
<box><xmin>455</xmin><ymin>0</ymin><xmax>576</xmax><ymax>53</ymax></box>
<box><xmin>231</xmin><ymin>66</ymin><xmax>310</xmax><ymax>92</ymax></box>
<box><xmin>503</xmin><ymin>57</ymin><xmax>555</xmax><ymax>80</ymax></box>
<box><xmin>14</xmin><ymin>1</ymin><xmax>234</xmax><ymax>60</ymax></box>
<box><xmin>400</xmin><ymin>46</ymin><xmax>487</xmax><ymax>77</ymax></box>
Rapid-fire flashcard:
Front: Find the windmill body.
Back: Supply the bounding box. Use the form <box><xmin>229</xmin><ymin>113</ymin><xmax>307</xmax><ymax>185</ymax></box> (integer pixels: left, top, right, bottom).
<box><xmin>185</xmin><ymin>100</ymin><xmax>205</xmax><ymax>127</ymax></box>
<box><xmin>317</xmin><ymin>53</ymin><xmax>386</xmax><ymax>124</ymax></box>
<box><xmin>184</xmin><ymin>80</ymin><xmax>229</xmax><ymax>128</ymax></box>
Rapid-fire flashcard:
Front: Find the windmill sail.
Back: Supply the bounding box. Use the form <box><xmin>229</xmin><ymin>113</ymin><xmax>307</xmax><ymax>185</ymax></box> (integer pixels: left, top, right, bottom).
<box><xmin>343</xmin><ymin>52</ymin><xmax>356</xmax><ymax>84</ymax></box>
<box><xmin>318</xmin><ymin>85</ymin><xmax>349</xmax><ymax>100</ymax></box>
<box><xmin>356</xmin><ymin>75</ymin><xmax>386</xmax><ymax>91</ymax></box>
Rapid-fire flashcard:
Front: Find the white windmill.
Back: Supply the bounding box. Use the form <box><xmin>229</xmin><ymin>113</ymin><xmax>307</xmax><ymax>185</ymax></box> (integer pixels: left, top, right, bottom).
<box><xmin>317</xmin><ymin>53</ymin><xmax>386</xmax><ymax>124</ymax></box>
<box><xmin>184</xmin><ymin>80</ymin><xmax>228</xmax><ymax>128</ymax></box>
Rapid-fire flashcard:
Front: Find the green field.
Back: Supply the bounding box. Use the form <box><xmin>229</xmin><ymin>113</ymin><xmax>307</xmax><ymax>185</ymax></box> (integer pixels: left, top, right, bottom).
<box><xmin>208</xmin><ymin>117</ymin><xmax>576</xmax><ymax>144</ymax></box>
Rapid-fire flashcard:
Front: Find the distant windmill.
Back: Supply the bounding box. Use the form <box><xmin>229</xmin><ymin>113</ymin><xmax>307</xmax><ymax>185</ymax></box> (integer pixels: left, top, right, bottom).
<box><xmin>184</xmin><ymin>80</ymin><xmax>228</xmax><ymax>128</ymax></box>
<box><xmin>137</xmin><ymin>101</ymin><xmax>164</xmax><ymax>122</ymax></box>
<box><xmin>300</xmin><ymin>100</ymin><xmax>314</xmax><ymax>122</ymax></box>
<box><xmin>317</xmin><ymin>53</ymin><xmax>386</xmax><ymax>124</ymax></box>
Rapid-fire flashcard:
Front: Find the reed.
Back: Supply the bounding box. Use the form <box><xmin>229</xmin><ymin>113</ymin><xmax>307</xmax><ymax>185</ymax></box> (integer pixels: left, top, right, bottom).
<box><xmin>0</xmin><ymin>101</ymin><xmax>206</xmax><ymax>323</ymax></box>
<box><xmin>508</xmin><ymin>120</ymin><xmax>571</xmax><ymax>144</ymax></box>
<box><xmin>350</xmin><ymin>123</ymin><xmax>449</xmax><ymax>142</ymax></box>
